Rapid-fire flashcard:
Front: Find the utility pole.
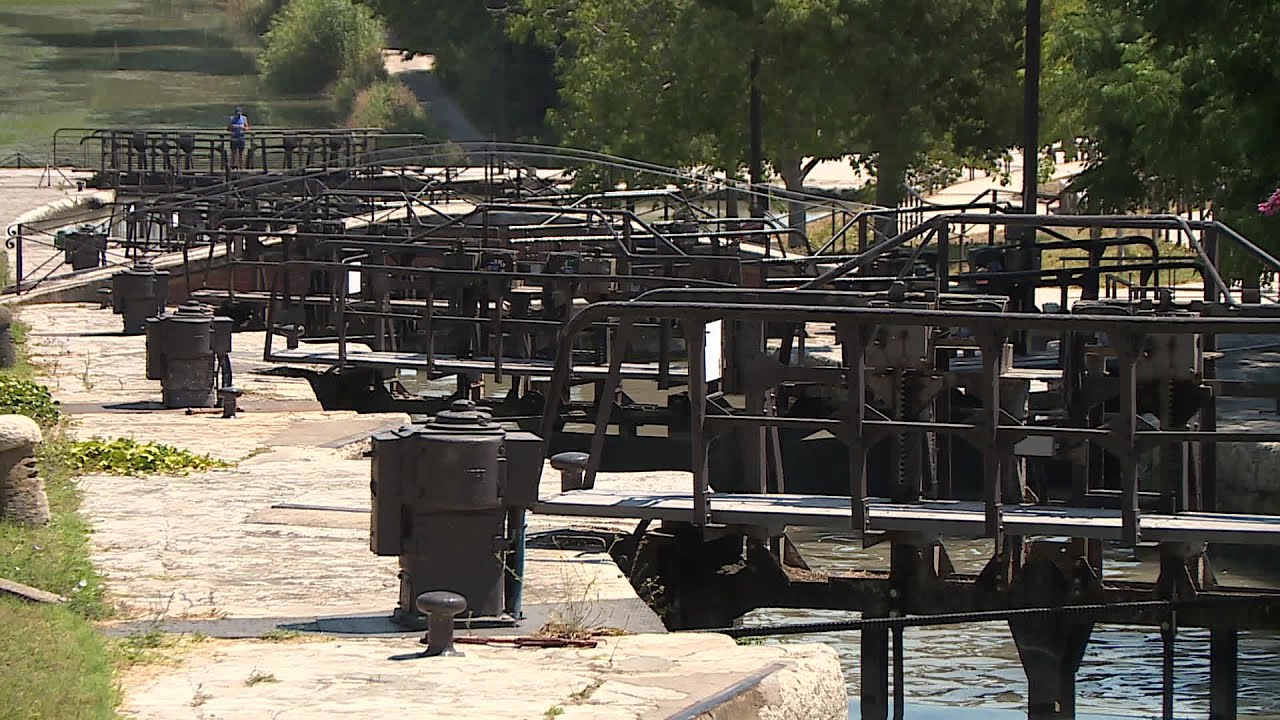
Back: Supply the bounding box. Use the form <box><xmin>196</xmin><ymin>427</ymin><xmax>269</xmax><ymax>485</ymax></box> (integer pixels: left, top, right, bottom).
<box><xmin>749</xmin><ymin>50</ymin><xmax>764</xmax><ymax>219</ymax></box>
<box><xmin>1021</xmin><ymin>0</ymin><xmax>1041</xmax><ymax>215</ymax></box>
<box><xmin>485</xmin><ymin>0</ymin><xmax>510</xmax><ymax>143</ymax></box>
<box><xmin>1019</xmin><ymin>0</ymin><xmax>1043</xmax><ymax>322</ymax></box>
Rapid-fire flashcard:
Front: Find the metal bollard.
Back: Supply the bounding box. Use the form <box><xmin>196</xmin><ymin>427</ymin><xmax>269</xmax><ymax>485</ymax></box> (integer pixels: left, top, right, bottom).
<box><xmin>417</xmin><ymin>591</ymin><xmax>466</xmax><ymax>657</ymax></box>
<box><xmin>218</xmin><ymin>386</ymin><xmax>242</xmax><ymax>419</ymax></box>
<box><xmin>551</xmin><ymin>452</ymin><xmax>589</xmax><ymax>491</ymax></box>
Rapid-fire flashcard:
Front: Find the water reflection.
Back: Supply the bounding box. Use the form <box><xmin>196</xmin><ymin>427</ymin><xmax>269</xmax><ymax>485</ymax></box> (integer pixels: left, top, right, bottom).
<box><xmin>748</xmin><ymin>531</ymin><xmax>1280</xmax><ymax>717</ymax></box>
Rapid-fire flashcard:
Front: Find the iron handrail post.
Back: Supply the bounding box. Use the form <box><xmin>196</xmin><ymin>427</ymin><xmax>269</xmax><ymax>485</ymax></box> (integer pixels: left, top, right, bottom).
<box><xmin>685</xmin><ymin>319</ymin><xmax>710</xmax><ymax>527</ymax></box>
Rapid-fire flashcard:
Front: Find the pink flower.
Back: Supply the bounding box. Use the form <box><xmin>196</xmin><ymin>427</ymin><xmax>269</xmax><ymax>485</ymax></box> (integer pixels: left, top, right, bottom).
<box><xmin>1260</xmin><ymin>187</ymin><xmax>1280</xmax><ymax>217</ymax></box>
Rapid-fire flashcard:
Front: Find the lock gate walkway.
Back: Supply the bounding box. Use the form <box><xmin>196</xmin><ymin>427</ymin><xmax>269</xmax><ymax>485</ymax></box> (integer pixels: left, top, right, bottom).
<box><xmin>534</xmin><ymin>490</ymin><xmax>1280</xmax><ymax>545</ymax></box>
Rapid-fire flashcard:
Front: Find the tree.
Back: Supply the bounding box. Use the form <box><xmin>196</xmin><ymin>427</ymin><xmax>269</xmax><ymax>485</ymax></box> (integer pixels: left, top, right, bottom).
<box><xmin>258</xmin><ymin>0</ymin><xmax>386</xmax><ymax>94</ymax></box>
<box><xmin>1043</xmin><ymin>0</ymin><xmax>1280</xmax><ymax>279</ymax></box>
<box><xmin>513</xmin><ymin>0</ymin><xmax>1025</xmax><ymax>229</ymax></box>
<box><xmin>364</xmin><ymin>0</ymin><xmax>560</xmax><ymax>141</ymax></box>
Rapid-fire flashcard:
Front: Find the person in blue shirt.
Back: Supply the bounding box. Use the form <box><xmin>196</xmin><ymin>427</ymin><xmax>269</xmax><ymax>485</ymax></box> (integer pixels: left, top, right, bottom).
<box><xmin>227</xmin><ymin>107</ymin><xmax>250</xmax><ymax>170</ymax></box>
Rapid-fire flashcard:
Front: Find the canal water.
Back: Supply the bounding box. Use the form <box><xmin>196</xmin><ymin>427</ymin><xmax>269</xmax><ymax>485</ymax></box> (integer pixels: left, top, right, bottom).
<box><xmin>745</xmin><ymin>531</ymin><xmax>1280</xmax><ymax>718</ymax></box>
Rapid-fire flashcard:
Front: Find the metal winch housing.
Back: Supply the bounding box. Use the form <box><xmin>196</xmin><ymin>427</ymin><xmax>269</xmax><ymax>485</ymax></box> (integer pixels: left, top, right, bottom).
<box><xmin>54</xmin><ymin>227</ymin><xmax>107</xmax><ymax>271</ymax></box>
<box><xmin>370</xmin><ymin>399</ymin><xmax>542</xmax><ymax>629</ymax></box>
<box><xmin>111</xmin><ymin>260</ymin><xmax>170</xmax><ymax>334</ymax></box>
<box><xmin>145</xmin><ymin>301</ymin><xmax>232</xmax><ymax>408</ymax></box>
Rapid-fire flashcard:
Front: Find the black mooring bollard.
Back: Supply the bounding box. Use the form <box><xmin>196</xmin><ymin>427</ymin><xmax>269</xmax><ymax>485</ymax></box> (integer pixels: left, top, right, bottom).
<box><xmin>416</xmin><ymin>591</ymin><xmax>467</xmax><ymax>657</ymax></box>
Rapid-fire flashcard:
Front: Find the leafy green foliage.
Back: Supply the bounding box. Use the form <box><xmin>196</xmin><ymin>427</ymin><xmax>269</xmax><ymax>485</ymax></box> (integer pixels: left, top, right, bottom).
<box><xmin>513</xmin><ymin>0</ymin><xmax>1024</xmax><ymax>208</ymax></box>
<box><xmin>0</xmin><ymin>376</ymin><xmax>60</xmax><ymax>427</ymax></box>
<box><xmin>1043</xmin><ymin>0</ymin><xmax>1280</xmax><ymax>278</ymax></box>
<box><xmin>258</xmin><ymin>0</ymin><xmax>386</xmax><ymax>94</ymax></box>
<box><xmin>346</xmin><ymin>79</ymin><xmax>441</xmax><ymax>136</ymax></box>
<box><xmin>66</xmin><ymin>438</ymin><xmax>228</xmax><ymax>476</ymax></box>
<box><xmin>367</xmin><ymin>0</ymin><xmax>559</xmax><ymax>141</ymax></box>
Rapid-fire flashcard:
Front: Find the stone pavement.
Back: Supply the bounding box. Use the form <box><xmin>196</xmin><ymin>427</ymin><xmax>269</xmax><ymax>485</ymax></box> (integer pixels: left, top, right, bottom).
<box><xmin>0</xmin><ymin>168</ymin><xmax>107</xmax><ymax>291</ymax></box>
<box><xmin>15</xmin><ymin>301</ymin><xmax>846</xmax><ymax>719</ymax></box>
<box><xmin>120</xmin><ymin>633</ymin><xmax>844</xmax><ymax>720</ymax></box>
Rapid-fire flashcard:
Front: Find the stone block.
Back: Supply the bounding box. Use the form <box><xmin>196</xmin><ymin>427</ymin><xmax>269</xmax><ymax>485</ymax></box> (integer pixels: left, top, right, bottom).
<box><xmin>0</xmin><ymin>306</ymin><xmax>13</xmax><ymax>369</ymax></box>
<box><xmin>0</xmin><ymin>414</ymin><xmax>48</xmax><ymax>526</ymax></box>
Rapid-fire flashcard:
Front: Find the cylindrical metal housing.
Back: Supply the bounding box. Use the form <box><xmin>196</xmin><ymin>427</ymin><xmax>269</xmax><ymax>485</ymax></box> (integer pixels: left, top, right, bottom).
<box><xmin>144</xmin><ymin>301</ymin><xmax>223</xmax><ymax>408</ymax></box>
<box><xmin>370</xmin><ymin>400</ymin><xmax>513</xmax><ymax>628</ymax></box>
<box><xmin>395</xmin><ymin>509</ymin><xmax>507</xmax><ymax>627</ymax></box>
<box><xmin>111</xmin><ymin>261</ymin><xmax>170</xmax><ymax>335</ymax></box>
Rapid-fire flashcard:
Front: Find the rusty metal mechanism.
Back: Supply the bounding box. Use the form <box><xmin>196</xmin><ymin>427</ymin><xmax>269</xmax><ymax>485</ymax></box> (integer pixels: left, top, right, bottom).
<box><xmin>35</xmin><ymin>131</ymin><xmax>1280</xmax><ymax>718</ymax></box>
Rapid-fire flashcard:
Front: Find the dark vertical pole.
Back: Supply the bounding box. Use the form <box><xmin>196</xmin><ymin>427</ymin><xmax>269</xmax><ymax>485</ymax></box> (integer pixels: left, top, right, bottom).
<box><xmin>1022</xmin><ymin>0</ymin><xmax>1042</xmax><ymax>215</ymax></box>
<box><xmin>862</xmin><ymin>616</ymin><xmax>890</xmax><ymax>720</ymax></box>
<box><xmin>1018</xmin><ymin>0</ymin><xmax>1043</xmax><ymax>325</ymax></box>
<box><xmin>686</xmin><ymin>320</ymin><xmax>711</xmax><ymax>527</ymax></box>
<box><xmin>1200</xmin><ymin>229</ymin><xmax>1219</xmax><ymax>511</ymax></box>
<box><xmin>1118</xmin><ymin>337</ymin><xmax>1140</xmax><ymax>545</ymax></box>
<box><xmin>749</xmin><ymin>50</ymin><xmax>764</xmax><ymax>218</ymax></box>
<box><xmin>1161</xmin><ymin>612</ymin><xmax>1177</xmax><ymax>720</ymax></box>
<box><xmin>497</xmin><ymin>20</ymin><xmax>508</xmax><ymax>143</ymax></box>
<box><xmin>843</xmin><ymin>323</ymin><xmax>868</xmax><ymax>537</ymax></box>
<box><xmin>1209</xmin><ymin>625</ymin><xmax>1238</xmax><ymax>720</ymax></box>
<box><xmin>892</xmin><ymin>625</ymin><xmax>905</xmax><ymax>719</ymax></box>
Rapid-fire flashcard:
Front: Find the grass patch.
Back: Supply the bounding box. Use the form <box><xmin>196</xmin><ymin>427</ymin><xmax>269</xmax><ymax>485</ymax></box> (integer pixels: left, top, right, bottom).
<box><xmin>0</xmin><ymin>432</ymin><xmax>107</xmax><ymax>617</ymax></box>
<box><xmin>0</xmin><ymin>0</ymin><xmax>335</xmax><ymax>162</ymax></box>
<box><xmin>0</xmin><ymin>597</ymin><xmax>117</xmax><ymax>720</ymax></box>
<box><xmin>0</xmin><ymin>428</ymin><xmax>118</xmax><ymax>719</ymax></box>
<box><xmin>115</xmin><ymin>627</ymin><xmax>178</xmax><ymax>667</ymax></box>
<box><xmin>0</xmin><ymin>312</ymin><xmax>116</xmax><ymax>718</ymax></box>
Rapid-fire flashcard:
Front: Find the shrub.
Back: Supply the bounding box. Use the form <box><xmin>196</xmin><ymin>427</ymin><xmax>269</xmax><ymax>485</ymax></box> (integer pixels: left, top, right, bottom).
<box><xmin>346</xmin><ymin>79</ymin><xmax>439</xmax><ymax>137</ymax></box>
<box><xmin>66</xmin><ymin>438</ymin><xmax>228</xmax><ymax>476</ymax></box>
<box><xmin>258</xmin><ymin>0</ymin><xmax>386</xmax><ymax>95</ymax></box>
<box><xmin>0</xmin><ymin>376</ymin><xmax>59</xmax><ymax>426</ymax></box>
<box><xmin>225</xmin><ymin>0</ymin><xmax>289</xmax><ymax>35</ymax></box>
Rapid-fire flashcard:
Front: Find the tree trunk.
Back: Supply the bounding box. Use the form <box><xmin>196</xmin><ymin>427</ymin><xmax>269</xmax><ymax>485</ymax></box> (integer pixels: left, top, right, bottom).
<box><xmin>874</xmin><ymin>150</ymin><xmax>908</xmax><ymax>239</ymax></box>
<box><xmin>778</xmin><ymin>157</ymin><xmax>808</xmax><ymax>250</ymax></box>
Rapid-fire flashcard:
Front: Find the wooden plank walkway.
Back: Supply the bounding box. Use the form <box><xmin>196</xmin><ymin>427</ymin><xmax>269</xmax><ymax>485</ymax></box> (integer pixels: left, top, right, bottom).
<box><xmin>534</xmin><ymin>490</ymin><xmax>1280</xmax><ymax>544</ymax></box>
